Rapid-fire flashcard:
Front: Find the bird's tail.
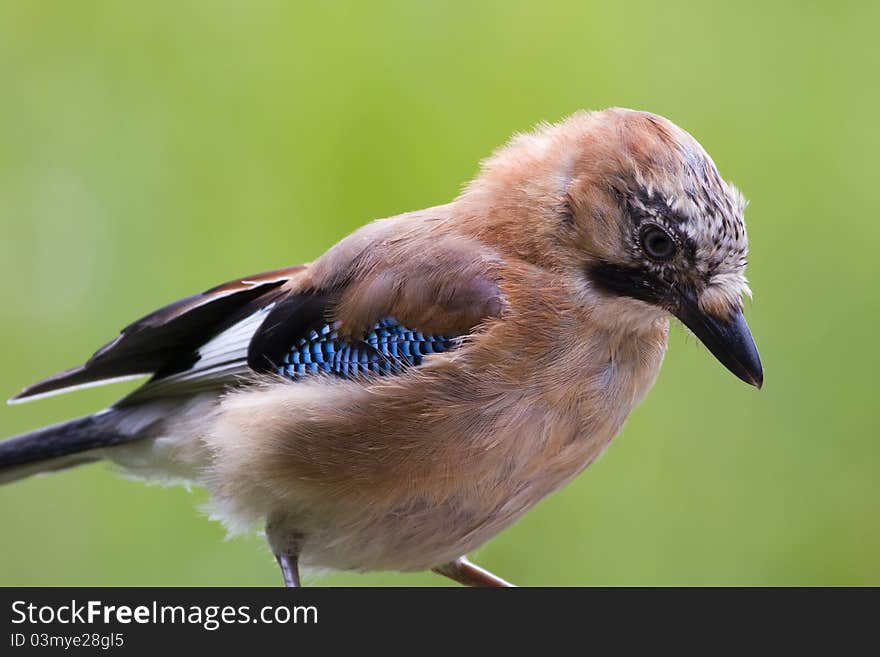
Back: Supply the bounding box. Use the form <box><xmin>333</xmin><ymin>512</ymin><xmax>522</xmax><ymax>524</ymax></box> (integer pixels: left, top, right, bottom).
<box><xmin>0</xmin><ymin>410</ymin><xmax>143</xmax><ymax>485</ymax></box>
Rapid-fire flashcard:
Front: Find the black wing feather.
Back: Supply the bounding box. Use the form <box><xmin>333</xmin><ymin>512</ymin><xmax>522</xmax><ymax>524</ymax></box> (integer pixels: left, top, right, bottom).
<box><xmin>10</xmin><ymin>268</ymin><xmax>299</xmax><ymax>402</ymax></box>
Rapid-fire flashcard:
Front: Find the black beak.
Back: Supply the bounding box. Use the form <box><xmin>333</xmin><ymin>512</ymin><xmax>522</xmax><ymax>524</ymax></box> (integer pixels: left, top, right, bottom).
<box><xmin>672</xmin><ymin>291</ymin><xmax>763</xmax><ymax>388</ymax></box>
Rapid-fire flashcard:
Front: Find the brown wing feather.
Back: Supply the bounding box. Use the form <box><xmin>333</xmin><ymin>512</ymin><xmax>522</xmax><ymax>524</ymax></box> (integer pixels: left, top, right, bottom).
<box><xmin>305</xmin><ymin>216</ymin><xmax>507</xmax><ymax>339</ymax></box>
<box><xmin>10</xmin><ymin>266</ymin><xmax>306</xmax><ymax>403</ymax></box>
<box><xmin>250</xmin><ymin>222</ymin><xmax>508</xmax><ymax>373</ymax></box>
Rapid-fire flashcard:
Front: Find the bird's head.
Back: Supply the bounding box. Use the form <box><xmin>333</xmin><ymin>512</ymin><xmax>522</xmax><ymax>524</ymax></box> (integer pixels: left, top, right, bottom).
<box><xmin>460</xmin><ymin>108</ymin><xmax>762</xmax><ymax>388</ymax></box>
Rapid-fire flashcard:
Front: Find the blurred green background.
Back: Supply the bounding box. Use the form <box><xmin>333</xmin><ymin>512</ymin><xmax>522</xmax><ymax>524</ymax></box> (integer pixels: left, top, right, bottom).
<box><xmin>0</xmin><ymin>1</ymin><xmax>877</xmax><ymax>586</ymax></box>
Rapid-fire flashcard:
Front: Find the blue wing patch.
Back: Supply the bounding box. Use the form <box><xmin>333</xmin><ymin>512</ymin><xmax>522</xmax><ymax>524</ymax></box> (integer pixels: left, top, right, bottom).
<box><xmin>276</xmin><ymin>317</ymin><xmax>458</xmax><ymax>380</ymax></box>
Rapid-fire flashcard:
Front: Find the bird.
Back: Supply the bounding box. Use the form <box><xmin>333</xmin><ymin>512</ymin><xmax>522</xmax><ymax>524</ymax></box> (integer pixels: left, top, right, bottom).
<box><xmin>0</xmin><ymin>108</ymin><xmax>762</xmax><ymax>587</ymax></box>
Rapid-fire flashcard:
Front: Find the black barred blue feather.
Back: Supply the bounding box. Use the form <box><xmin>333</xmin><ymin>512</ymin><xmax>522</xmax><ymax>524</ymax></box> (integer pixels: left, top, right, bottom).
<box><xmin>276</xmin><ymin>318</ymin><xmax>458</xmax><ymax>380</ymax></box>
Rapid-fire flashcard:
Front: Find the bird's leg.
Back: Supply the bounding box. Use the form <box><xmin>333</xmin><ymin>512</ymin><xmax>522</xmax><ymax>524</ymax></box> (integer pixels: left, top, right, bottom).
<box><xmin>432</xmin><ymin>556</ymin><xmax>515</xmax><ymax>587</ymax></box>
<box><xmin>267</xmin><ymin>514</ymin><xmax>304</xmax><ymax>588</ymax></box>
<box><xmin>275</xmin><ymin>550</ymin><xmax>301</xmax><ymax>588</ymax></box>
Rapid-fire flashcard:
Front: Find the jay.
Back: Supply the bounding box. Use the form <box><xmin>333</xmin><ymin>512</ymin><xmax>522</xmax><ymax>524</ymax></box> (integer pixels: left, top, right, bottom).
<box><xmin>0</xmin><ymin>108</ymin><xmax>762</xmax><ymax>586</ymax></box>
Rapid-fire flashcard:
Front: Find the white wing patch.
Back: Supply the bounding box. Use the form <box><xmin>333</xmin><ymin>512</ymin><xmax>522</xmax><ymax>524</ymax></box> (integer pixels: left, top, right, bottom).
<box><xmin>197</xmin><ymin>303</ymin><xmax>275</xmax><ymax>371</ymax></box>
<box><xmin>122</xmin><ymin>304</ymin><xmax>275</xmax><ymax>401</ymax></box>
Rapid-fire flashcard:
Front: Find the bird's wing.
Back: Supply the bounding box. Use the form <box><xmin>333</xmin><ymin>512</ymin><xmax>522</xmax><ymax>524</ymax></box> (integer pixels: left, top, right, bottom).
<box><xmin>9</xmin><ymin>266</ymin><xmax>304</xmax><ymax>403</ymax></box>
<box><xmin>11</xmin><ymin>228</ymin><xmax>506</xmax><ymax>405</ymax></box>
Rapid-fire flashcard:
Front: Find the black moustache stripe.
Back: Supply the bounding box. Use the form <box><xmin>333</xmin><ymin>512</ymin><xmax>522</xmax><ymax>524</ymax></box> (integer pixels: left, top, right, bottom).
<box><xmin>588</xmin><ymin>263</ymin><xmax>670</xmax><ymax>306</ymax></box>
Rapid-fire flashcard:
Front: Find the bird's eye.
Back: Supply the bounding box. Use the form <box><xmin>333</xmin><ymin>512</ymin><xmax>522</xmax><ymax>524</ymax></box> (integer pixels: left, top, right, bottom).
<box><xmin>639</xmin><ymin>224</ymin><xmax>676</xmax><ymax>261</ymax></box>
